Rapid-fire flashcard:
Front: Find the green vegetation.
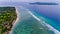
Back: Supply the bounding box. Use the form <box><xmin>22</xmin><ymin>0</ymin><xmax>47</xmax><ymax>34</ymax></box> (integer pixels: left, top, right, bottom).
<box><xmin>0</xmin><ymin>7</ymin><xmax>17</xmax><ymax>34</ymax></box>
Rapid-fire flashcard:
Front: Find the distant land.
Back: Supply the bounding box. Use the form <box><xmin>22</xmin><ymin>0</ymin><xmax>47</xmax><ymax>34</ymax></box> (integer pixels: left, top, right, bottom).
<box><xmin>30</xmin><ymin>2</ymin><xmax>58</xmax><ymax>5</ymax></box>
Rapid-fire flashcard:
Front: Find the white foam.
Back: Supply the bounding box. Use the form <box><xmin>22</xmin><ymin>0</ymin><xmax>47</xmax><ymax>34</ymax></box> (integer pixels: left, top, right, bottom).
<box><xmin>28</xmin><ymin>11</ymin><xmax>60</xmax><ymax>34</ymax></box>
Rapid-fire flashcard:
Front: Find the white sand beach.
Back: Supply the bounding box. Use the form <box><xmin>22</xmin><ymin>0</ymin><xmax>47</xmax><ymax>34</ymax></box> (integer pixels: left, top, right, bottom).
<box><xmin>12</xmin><ymin>8</ymin><xmax>20</xmax><ymax>27</ymax></box>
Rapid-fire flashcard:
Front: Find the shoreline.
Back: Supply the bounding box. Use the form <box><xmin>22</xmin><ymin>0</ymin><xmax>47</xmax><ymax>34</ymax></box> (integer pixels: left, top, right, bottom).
<box><xmin>12</xmin><ymin>8</ymin><xmax>19</xmax><ymax>27</ymax></box>
<box><xmin>9</xmin><ymin>8</ymin><xmax>20</xmax><ymax>34</ymax></box>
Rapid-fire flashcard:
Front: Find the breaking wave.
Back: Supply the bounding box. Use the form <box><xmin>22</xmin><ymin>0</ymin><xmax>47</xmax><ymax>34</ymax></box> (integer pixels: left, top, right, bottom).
<box><xmin>28</xmin><ymin>11</ymin><xmax>60</xmax><ymax>34</ymax></box>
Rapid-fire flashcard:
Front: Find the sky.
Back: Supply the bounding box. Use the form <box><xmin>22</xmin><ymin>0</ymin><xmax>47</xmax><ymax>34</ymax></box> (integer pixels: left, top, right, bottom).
<box><xmin>0</xmin><ymin>0</ymin><xmax>59</xmax><ymax>2</ymax></box>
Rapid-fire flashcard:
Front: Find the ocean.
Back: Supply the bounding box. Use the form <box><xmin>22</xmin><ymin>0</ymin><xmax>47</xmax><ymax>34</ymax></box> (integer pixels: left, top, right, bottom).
<box><xmin>20</xmin><ymin>2</ymin><xmax>60</xmax><ymax>32</ymax></box>
<box><xmin>11</xmin><ymin>6</ymin><xmax>60</xmax><ymax>34</ymax></box>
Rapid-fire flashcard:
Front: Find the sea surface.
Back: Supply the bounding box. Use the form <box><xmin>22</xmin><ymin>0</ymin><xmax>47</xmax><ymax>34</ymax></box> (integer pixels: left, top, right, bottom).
<box><xmin>11</xmin><ymin>6</ymin><xmax>56</xmax><ymax>34</ymax></box>
<box><xmin>0</xmin><ymin>2</ymin><xmax>60</xmax><ymax>34</ymax></box>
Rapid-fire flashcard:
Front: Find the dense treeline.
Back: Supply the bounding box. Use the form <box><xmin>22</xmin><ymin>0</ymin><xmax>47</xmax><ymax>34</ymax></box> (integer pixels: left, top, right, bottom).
<box><xmin>0</xmin><ymin>7</ymin><xmax>17</xmax><ymax>34</ymax></box>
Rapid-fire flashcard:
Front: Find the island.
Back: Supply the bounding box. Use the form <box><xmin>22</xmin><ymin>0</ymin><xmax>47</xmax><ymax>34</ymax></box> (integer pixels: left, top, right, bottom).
<box><xmin>30</xmin><ymin>2</ymin><xmax>58</xmax><ymax>5</ymax></box>
<box><xmin>0</xmin><ymin>7</ymin><xmax>17</xmax><ymax>34</ymax></box>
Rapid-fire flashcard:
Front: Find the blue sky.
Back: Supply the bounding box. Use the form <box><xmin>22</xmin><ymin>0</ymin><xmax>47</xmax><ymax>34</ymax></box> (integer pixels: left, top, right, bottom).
<box><xmin>0</xmin><ymin>0</ymin><xmax>59</xmax><ymax>2</ymax></box>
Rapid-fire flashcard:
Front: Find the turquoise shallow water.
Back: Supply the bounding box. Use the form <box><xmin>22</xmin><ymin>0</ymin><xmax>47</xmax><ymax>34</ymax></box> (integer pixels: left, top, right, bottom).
<box><xmin>10</xmin><ymin>6</ymin><xmax>59</xmax><ymax>34</ymax></box>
